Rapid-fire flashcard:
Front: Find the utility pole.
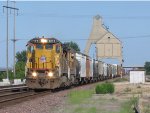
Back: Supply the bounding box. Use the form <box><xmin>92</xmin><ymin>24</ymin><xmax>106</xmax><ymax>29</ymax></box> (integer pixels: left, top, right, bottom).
<box><xmin>3</xmin><ymin>0</ymin><xmax>9</xmax><ymax>79</ymax></box>
<box><xmin>11</xmin><ymin>1</ymin><xmax>19</xmax><ymax>78</ymax></box>
<box><xmin>3</xmin><ymin>0</ymin><xmax>19</xmax><ymax>79</ymax></box>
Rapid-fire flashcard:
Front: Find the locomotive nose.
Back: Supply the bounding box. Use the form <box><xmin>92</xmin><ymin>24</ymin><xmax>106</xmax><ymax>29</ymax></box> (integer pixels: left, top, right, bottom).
<box><xmin>38</xmin><ymin>78</ymin><xmax>48</xmax><ymax>87</ymax></box>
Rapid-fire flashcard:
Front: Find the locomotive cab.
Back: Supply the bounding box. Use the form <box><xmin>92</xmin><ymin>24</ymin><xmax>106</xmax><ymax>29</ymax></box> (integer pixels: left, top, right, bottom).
<box><xmin>25</xmin><ymin>37</ymin><xmax>62</xmax><ymax>89</ymax></box>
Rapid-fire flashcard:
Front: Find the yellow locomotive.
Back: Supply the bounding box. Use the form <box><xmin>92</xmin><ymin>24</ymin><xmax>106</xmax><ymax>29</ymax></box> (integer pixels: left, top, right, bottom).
<box><xmin>25</xmin><ymin>37</ymin><xmax>77</xmax><ymax>89</ymax></box>
<box><xmin>26</xmin><ymin>37</ymin><xmax>125</xmax><ymax>90</ymax></box>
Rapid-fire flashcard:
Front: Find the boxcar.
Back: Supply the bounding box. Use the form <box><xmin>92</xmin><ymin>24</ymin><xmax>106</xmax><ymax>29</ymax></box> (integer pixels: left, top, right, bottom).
<box><xmin>112</xmin><ymin>64</ymin><xmax>117</xmax><ymax>78</ymax></box>
<box><xmin>103</xmin><ymin>63</ymin><xmax>108</xmax><ymax>79</ymax></box>
<box><xmin>93</xmin><ymin>59</ymin><xmax>98</xmax><ymax>81</ymax></box>
<box><xmin>107</xmin><ymin>64</ymin><xmax>112</xmax><ymax>78</ymax></box>
<box><xmin>117</xmin><ymin>65</ymin><xmax>122</xmax><ymax>77</ymax></box>
<box><xmin>90</xmin><ymin>58</ymin><xmax>93</xmax><ymax>78</ymax></box>
<box><xmin>76</xmin><ymin>53</ymin><xmax>86</xmax><ymax>83</ymax></box>
<box><xmin>98</xmin><ymin>61</ymin><xmax>104</xmax><ymax>80</ymax></box>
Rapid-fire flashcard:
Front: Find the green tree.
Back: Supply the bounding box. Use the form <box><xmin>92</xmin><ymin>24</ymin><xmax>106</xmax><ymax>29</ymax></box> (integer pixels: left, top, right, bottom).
<box><xmin>0</xmin><ymin>71</ymin><xmax>14</xmax><ymax>81</ymax></box>
<box><xmin>144</xmin><ymin>62</ymin><xmax>150</xmax><ymax>75</ymax></box>
<box><xmin>15</xmin><ymin>50</ymin><xmax>26</xmax><ymax>79</ymax></box>
<box><xmin>64</xmin><ymin>41</ymin><xmax>80</xmax><ymax>51</ymax></box>
<box><xmin>16</xmin><ymin>50</ymin><xmax>26</xmax><ymax>62</ymax></box>
<box><xmin>15</xmin><ymin>61</ymin><xmax>25</xmax><ymax>79</ymax></box>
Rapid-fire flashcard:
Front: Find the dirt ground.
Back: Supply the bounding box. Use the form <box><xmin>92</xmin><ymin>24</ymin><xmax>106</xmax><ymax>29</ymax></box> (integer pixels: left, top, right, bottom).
<box><xmin>56</xmin><ymin>81</ymin><xmax>150</xmax><ymax>113</ymax></box>
<box><xmin>114</xmin><ymin>82</ymin><xmax>150</xmax><ymax>113</ymax></box>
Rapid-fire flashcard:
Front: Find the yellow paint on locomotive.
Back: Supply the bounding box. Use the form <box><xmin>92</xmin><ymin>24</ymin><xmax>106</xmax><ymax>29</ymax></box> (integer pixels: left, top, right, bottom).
<box><xmin>26</xmin><ymin>43</ymin><xmax>62</xmax><ymax>70</ymax></box>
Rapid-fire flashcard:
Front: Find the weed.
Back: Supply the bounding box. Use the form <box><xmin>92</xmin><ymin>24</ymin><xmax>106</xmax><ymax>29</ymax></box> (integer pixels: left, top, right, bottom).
<box><xmin>124</xmin><ymin>87</ymin><xmax>131</xmax><ymax>92</ymax></box>
<box><xmin>137</xmin><ymin>85</ymin><xmax>141</xmax><ymax>88</ymax></box>
<box><xmin>111</xmin><ymin>97</ymin><xmax>117</xmax><ymax>102</ymax></box>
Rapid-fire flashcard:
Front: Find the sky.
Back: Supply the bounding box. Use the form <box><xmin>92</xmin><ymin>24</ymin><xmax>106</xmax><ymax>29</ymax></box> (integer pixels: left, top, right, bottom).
<box><xmin>0</xmin><ymin>1</ymin><xmax>150</xmax><ymax>67</ymax></box>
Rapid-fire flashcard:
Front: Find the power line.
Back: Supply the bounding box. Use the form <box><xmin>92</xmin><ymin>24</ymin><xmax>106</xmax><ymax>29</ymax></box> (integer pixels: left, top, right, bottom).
<box><xmin>53</xmin><ymin>35</ymin><xmax>150</xmax><ymax>41</ymax></box>
<box><xmin>1</xmin><ymin>12</ymin><xmax>150</xmax><ymax>19</ymax></box>
<box><xmin>0</xmin><ymin>34</ymin><xmax>149</xmax><ymax>43</ymax></box>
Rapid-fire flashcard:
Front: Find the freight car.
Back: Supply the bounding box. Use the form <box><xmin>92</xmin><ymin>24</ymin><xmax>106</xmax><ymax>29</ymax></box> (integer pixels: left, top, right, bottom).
<box><xmin>25</xmin><ymin>37</ymin><xmax>124</xmax><ymax>89</ymax></box>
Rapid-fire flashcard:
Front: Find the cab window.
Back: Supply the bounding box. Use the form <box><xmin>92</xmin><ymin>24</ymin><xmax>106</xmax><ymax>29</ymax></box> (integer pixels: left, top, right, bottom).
<box><xmin>27</xmin><ymin>46</ymin><xmax>31</xmax><ymax>52</ymax></box>
<box><xmin>56</xmin><ymin>45</ymin><xmax>60</xmax><ymax>53</ymax></box>
<box><xmin>45</xmin><ymin>44</ymin><xmax>53</xmax><ymax>50</ymax></box>
<box><xmin>36</xmin><ymin>44</ymin><xmax>43</xmax><ymax>49</ymax></box>
<box><xmin>27</xmin><ymin>46</ymin><xmax>34</xmax><ymax>52</ymax></box>
<box><xmin>31</xmin><ymin>46</ymin><xmax>34</xmax><ymax>52</ymax></box>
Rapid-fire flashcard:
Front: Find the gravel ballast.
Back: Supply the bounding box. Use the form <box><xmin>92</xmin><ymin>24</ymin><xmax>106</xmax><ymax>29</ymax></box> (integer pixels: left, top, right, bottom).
<box><xmin>0</xmin><ymin>85</ymin><xmax>93</xmax><ymax>113</ymax></box>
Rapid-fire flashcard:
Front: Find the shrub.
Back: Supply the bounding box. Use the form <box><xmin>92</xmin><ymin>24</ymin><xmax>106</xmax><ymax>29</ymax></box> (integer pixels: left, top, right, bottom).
<box><xmin>95</xmin><ymin>83</ymin><xmax>115</xmax><ymax>94</ymax></box>
<box><xmin>95</xmin><ymin>85</ymin><xmax>101</xmax><ymax>94</ymax></box>
<box><xmin>107</xmin><ymin>83</ymin><xmax>115</xmax><ymax>93</ymax></box>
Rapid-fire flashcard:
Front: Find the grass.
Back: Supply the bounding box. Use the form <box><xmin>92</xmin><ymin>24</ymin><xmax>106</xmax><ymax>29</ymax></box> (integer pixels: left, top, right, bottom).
<box><xmin>66</xmin><ymin>80</ymin><xmax>139</xmax><ymax>113</ymax></box>
<box><xmin>124</xmin><ymin>87</ymin><xmax>132</xmax><ymax>92</ymax></box>
<box><xmin>68</xmin><ymin>89</ymin><xmax>97</xmax><ymax>113</ymax></box>
<box><xmin>110</xmin><ymin>97</ymin><xmax>118</xmax><ymax>102</ymax></box>
<box><xmin>74</xmin><ymin>107</ymin><xmax>97</xmax><ymax>113</ymax></box>
<box><xmin>137</xmin><ymin>85</ymin><xmax>141</xmax><ymax>88</ymax></box>
<box><xmin>68</xmin><ymin>89</ymin><xmax>93</xmax><ymax>104</ymax></box>
<box><xmin>119</xmin><ymin>96</ymin><xmax>138</xmax><ymax>113</ymax></box>
<box><xmin>113</xmin><ymin>77</ymin><xmax>128</xmax><ymax>82</ymax></box>
<box><xmin>143</xmin><ymin>104</ymin><xmax>150</xmax><ymax>113</ymax></box>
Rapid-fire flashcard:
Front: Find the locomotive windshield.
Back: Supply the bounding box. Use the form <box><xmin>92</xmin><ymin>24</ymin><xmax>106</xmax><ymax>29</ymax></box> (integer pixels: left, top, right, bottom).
<box><xmin>45</xmin><ymin>44</ymin><xmax>53</xmax><ymax>50</ymax></box>
<box><xmin>36</xmin><ymin>44</ymin><xmax>43</xmax><ymax>49</ymax></box>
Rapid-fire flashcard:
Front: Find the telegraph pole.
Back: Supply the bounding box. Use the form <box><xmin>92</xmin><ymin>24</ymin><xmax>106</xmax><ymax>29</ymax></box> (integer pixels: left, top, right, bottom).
<box><xmin>11</xmin><ymin>1</ymin><xmax>19</xmax><ymax>78</ymax></box>
<box><xmin>3</xmin><ymin>0</ymin><xmax>9</xmax><ymax>79</ymax></box>
<box><xmin>3</xmin><ymin>0</ymin><xmax>19</xmax><ymax>79</ymax></box>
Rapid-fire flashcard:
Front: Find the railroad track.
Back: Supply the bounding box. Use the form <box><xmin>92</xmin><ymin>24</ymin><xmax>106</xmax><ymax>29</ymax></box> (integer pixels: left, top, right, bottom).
<box><xmin>0</xmin><ymin>91</ymin><xmax>33</xmax><ymax>103</ymax></box>
<box><xmin>0</xmin><ymin>89</ymin><xmax>52</xmax><ymax>109</ymax></box>
<box><xmin>0</xmin><ymin>76</ymin><xmax>126</xmax><ymax>109</ymax></box>
<box><xmin>0</xmin><ymin>84</ymin><xmax>26</xmax><ymax>88</ymax></box>
<box><xmin>0</xmin><ymin>84</ymin><xmax>54</xmax><ymax>108</ymax></box>
<box><xmin>0</xmin><ymin>85</ymin><xmax>28</xmax><ymax>95</ymax></box>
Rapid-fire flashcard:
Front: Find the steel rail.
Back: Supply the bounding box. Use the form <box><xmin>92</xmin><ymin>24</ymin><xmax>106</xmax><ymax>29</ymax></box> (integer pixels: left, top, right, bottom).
<box><xmin>0</xmin><ymin>86</ymin><xmax>28</xmax><ymax>92</ymax></box>
<box><xmin>0</xmin><ymin>90</ymin><xmax>52</xmax><ymax>108</ymax></box>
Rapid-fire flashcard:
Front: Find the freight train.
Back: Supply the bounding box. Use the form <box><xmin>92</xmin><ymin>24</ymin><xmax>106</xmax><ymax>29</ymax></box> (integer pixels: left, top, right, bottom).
<box><xmin>25</xmin><ymin>37</ymin><xmax>124</xmax><ymax>89</ymax></box>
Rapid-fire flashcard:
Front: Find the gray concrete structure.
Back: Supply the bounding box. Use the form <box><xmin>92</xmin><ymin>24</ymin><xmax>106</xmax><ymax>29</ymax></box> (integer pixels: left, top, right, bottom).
<box><xmin>84</xmin><ymin>15</ymin><xmax>123</xmax><ymax>65</ymax></box>
<box><xmin>84</xmin><ymin>15</ymin><xmax>108</xmax><ymax>54</ymax></box>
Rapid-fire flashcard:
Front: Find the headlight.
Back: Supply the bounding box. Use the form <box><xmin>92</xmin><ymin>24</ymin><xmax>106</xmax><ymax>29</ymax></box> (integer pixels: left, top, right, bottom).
<box><xmin>32</xmin><ymin>72</ymin><xmax>37</xmax><ymax>77</ymax></box>
<box><xmin>41</xmin><ymin>38</ymin><xmax>47</xmax><ymax>43</ymax></box>
<box><xmin>48</xmin><ymin>72</ymin><xmax>53</xmax><ymax>77</ymax></box>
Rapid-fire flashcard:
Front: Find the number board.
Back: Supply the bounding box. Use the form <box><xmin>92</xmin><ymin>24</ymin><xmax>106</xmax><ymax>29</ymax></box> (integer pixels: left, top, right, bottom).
<box><xmin>33</xmin><ymin>39</ymin><xmax>39</xmax><ymax>43</ymax></box>
<box><xmin>47</xmin><ymin>39</ymin><xmax>56</xmax><ymax>43</ymax></box>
